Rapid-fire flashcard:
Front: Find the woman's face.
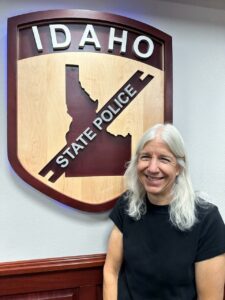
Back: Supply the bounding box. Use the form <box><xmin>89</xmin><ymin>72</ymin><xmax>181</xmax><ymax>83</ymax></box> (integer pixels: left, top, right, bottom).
<box><xmin>137</xmin><ymin>137</ymin><xmax>180</xmax><ymax>205</ymax></box>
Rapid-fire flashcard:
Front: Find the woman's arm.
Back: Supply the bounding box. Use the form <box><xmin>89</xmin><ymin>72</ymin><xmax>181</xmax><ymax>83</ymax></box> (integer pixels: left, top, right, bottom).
<box><xmin>195</xmin><ymin>254</ymin><xmax>225</xmax><ymax>300</ymax></box>
<box><xmin>103</xmin><ymin>225</ymin><xmax>123</xmax><ymax>300</ymax></box>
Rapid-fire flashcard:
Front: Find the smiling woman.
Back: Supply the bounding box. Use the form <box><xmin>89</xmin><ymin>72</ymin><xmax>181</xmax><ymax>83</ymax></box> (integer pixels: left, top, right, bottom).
<box><xmin>137</xmin><ymin>138</ymin><xmax>180</xmax><ymax>206</ymax></box>
<box><xmin>103</xmin><ymin>123</ymin><xmax>225</xmax><ymax>300</ymax></box>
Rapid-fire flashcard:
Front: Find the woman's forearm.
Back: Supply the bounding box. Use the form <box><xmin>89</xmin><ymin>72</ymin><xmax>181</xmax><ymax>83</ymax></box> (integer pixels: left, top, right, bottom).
<box><xmin>103</xmin><ymin>226</ymin><xmax>123</xmax><ymax>300</ymax></box>
<box><xmin>103</xmin><ymin>269</ymin><xmax>118</xmax><ymax>300</ymax></box>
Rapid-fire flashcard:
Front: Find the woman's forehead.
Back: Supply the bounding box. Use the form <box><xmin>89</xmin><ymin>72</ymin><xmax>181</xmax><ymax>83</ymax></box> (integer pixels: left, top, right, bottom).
<box><xmin>141</xmin><ymin>138</ymin><xmax>174</xmax><ymax>156</ymax></box>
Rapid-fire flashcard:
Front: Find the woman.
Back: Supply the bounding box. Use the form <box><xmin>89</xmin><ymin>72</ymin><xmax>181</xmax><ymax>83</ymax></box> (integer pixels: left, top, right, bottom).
<box><xmin>103</xmin><ymin>123</ymin><xmax>225</xmax><ymax>300</ymax></box>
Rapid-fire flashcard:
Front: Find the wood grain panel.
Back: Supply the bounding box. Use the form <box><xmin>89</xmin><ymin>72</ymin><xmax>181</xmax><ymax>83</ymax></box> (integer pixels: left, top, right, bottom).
<box><xmin>0</xmin><ymin>254</ymin><xmax>105</xmax><ymax>299</ymax></box>
<box><xmin>79</xmin><ymin>286</ymin><xmax>98</xmax><ymax>300</ymax></box>
<box><xmin>8</xmin><ymin>10</ymin><xmax>172</xmax><ymax>211</ymax></box>
<box><xmin>17</xmin><ymin>53</ymin><xmax>163</xmax><ymax>204</ymax></box>
<box><xmin>0</xmin><ymin>289</ymin><xmax>75</xmax><ymax>300</ymax></box>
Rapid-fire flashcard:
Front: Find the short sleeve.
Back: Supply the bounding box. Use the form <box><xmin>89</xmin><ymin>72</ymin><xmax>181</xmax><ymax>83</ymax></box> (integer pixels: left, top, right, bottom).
<box><xmin>195</xmin><ymin>206</ymin><xmax>225</xmax><ymax>262</ymax></box>
<box><xmin>109</xmin><ymin>195</ymin><xmax>127</xmax><ymax>233</ymax></box>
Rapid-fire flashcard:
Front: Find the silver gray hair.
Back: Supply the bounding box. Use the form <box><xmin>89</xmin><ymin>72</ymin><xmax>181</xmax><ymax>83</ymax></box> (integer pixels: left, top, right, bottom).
<box><xmin>124</xmin><ymin>123</ymin><xmax>199</xmax><ymax>231</ymax></box>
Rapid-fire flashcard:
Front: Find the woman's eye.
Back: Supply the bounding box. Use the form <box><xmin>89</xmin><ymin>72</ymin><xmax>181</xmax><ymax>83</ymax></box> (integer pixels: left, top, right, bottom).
<box><xmin>140</xmin><ymin>155</ymin><xmax>150</xmax><ymax>161</ymax></box>
<box><xmin>160</xmin><ymin>157</ymin><xmax>171</xmax><ymax>163</ymax></box>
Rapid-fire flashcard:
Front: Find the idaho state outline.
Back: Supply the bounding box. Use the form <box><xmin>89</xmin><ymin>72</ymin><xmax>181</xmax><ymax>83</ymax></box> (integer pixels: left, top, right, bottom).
<box><xmin>65</xmin><ymin>64</ymin><xmax>131</xmax><ymax>177</ymax></box>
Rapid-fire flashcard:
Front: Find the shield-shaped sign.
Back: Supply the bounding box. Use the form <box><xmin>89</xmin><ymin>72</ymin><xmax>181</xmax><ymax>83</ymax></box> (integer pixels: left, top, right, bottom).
<box><xmin>7</xmin><ymin>10</ymin><xmax>172</xmax><ymax>212</ymax></box>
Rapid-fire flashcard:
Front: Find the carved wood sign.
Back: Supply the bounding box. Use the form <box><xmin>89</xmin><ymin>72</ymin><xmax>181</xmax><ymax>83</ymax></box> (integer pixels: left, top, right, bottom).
<box><xmin>7</xmin><ymin>10</ymin><xmax>172</xmax><ymax>212</ymax></box>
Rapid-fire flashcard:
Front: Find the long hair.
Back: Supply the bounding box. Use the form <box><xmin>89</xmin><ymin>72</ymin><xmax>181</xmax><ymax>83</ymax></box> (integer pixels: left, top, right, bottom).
<box><xmin>124</xmin><ymin>123</ymin><xmax>199</xmax><ymax>231</ymax></box>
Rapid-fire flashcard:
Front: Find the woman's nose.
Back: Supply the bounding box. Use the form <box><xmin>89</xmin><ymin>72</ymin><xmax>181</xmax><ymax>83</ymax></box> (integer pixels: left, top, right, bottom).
<box><xmin>147</xmin><ymin>158</ymin><xmax>159</xmax><ymax>172</ymax></box>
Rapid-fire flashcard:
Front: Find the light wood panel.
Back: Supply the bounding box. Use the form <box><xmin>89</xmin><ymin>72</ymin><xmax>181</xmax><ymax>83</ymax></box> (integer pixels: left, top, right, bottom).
<box><xmin>18</xmin><ymin>52</ymin><xmax>164</xmax><ymax>204</ymax></box>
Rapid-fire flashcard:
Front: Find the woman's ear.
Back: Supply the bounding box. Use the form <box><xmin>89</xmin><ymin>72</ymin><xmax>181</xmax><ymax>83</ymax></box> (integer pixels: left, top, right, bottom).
<box><xmin>175</xmin><ymin>164</ymin><xmax>181</xmax><ymax>176</ymax></box>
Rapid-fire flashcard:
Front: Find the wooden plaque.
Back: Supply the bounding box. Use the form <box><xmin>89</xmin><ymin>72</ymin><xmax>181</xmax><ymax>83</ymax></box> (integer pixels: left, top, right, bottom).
<box><xmin>7</xmin><ymin>10</ymin><xmax>172</xmax><ymax>212</ymax></box>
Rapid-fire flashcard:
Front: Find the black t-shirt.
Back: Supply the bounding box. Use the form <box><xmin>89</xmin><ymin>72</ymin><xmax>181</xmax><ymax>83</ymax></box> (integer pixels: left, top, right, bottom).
<box><xmin>110</xmin><ymin>195</ymin><xmax>225</xmax><ymax>300</ymax></box>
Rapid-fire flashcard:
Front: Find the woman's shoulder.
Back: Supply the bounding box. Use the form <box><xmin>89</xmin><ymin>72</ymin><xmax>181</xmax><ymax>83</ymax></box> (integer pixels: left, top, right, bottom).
<box><xmin>194</xmin><ymin>196</ymin><xmax>225</xmax><ymax>261</ymax></box>
<box><xmin>113</xmin><ymin>191</ymin><xmax>129</xmax><ymax>210</ymax></box>
<box><xmin>109</xmin><ymin>192</ymin><xmax>130</xmax><ymax>232</ymax></box>
<box><xmin>196</xmin><ymin>198</ymin><xmax>218</xmax><ymax>216</ymax></box>
<box><xmin>195</xmin><ymin>197</ymin><xmax>224</xmax><ymax>226</ymax></box>
<box><xmin>196</xmin><ymin>198</ymin><xmax>216</xmax><ymax>212</ymax></box>
<box><xmin>109</xmin><ymin>192</ymin><xmax>129</xmax><ymax>216</ymax></box>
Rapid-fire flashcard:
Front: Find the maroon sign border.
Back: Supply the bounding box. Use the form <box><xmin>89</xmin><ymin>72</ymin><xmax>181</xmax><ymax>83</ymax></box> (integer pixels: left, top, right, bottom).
<box><xmin>7</xmin><ymin>9</ymin><xmax>173</xmax><ymax>212</ymax></box>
